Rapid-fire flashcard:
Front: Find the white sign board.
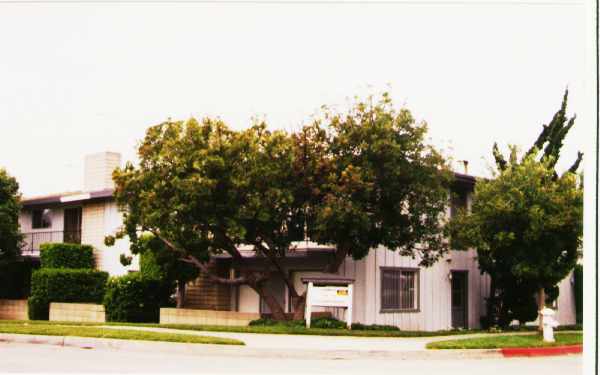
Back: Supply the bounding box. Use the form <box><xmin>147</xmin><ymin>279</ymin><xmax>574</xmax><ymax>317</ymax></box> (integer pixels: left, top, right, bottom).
<box><xmin>310</xmin><ymin>286</ymin><xmax>351</xmax><ymax>307</ymax></box>
<box><xmin>304</xmin><ymin>282</ymin><xmax>353</xmax><ymax>329</ymax></box>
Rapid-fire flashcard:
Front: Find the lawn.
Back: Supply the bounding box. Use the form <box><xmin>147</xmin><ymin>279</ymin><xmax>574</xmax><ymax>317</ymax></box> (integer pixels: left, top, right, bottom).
<box><xmin>0</xmin><ymin>322</ymin><xmax>243</xmax><ymax>345</ymax></box>
<box><xmin>0</xmin><ymin>320</ymin><xmax>484</xmax><ymax>337</ymax></box>
<box><xmin>0</xmin><ymin>320</ymin><xmax>582</xmax><ymax>338</ymax></box>
<box><xmin>426</xmin><ymin>332</ymin><xmax>582</xmax><ymax>349</ymax></box>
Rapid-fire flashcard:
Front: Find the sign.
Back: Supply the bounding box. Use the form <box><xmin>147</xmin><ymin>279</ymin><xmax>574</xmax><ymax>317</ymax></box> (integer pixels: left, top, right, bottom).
<box><xmin>310</xmin><ymin>286</ymin><xmax>351</xmax><ymax>308</ymax></box>
<box><xmin>304</xmin><ymin>281</ymin><xmax>354</xmax><ymax>329</ymax></box>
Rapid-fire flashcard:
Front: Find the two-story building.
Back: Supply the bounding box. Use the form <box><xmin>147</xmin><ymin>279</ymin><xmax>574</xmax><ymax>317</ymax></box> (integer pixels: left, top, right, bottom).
<box><xmin>18</xmin><ymin>152</ymin><xmax>577</xmax><ymax>330</ymax></box>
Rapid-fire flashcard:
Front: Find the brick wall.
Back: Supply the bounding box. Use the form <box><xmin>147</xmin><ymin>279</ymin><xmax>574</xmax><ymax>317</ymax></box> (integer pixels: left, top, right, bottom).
<box><xmin>49</xmin><ymin>303</ymin><xmax>105</xmax><ymax>323</ymax></box>
<box><xmin>82</xmin><ymin>202</ymin><xmax>106</xmax><ymax>269</ymax></box>
<box><xmin>0</xmin><ymin>299</ymin><xmax>28</xmax><ymax>320</ymax></box>
<box><xmin>160</xmin><ymin>308</ymin><xmax>259</xmax><ymax>326</ymax></box>
<box><xmin>184</xmin><ymin>260</ymin><xmax>231</xmax><ymax>311</ymax></box>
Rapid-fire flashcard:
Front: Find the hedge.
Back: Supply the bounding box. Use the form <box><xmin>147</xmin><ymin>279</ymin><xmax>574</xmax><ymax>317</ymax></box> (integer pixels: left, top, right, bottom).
<box><xmin>0</xmin><ymin>258</ymin><xmax>39</xmax><ymax>299</ymax></box>
<box><xmin>103</xmin><ymin>272</ymin><xmax>173</xmax><ymax>323</ymax></box>
<box><xmin>574</xmin><ymin>264</ymin><xmax>583</xmax><ymax>324</ymax></box>
<box><xmin>39</xmin><ymin>243</ymin><xmax>95</xmax><ymax>269</ymax></box>
<box><xmin>28</xmin><ymin>268</ymin><xmax>108</xmax><ymax>320</ymax></box>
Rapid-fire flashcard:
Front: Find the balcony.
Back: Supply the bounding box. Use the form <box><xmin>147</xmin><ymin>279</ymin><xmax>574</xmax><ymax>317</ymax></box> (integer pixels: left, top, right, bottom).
<box><xmin>21</xmin><ymin>230</ymin><xmax>82</xmax><ymax>257</ymax></box>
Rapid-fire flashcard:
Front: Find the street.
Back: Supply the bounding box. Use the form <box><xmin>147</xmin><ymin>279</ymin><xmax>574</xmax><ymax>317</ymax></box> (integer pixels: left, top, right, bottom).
<box><xmin>0</xmin><ymin>342</ymin><xmax>582</xmax><ymax>374</ymax></box>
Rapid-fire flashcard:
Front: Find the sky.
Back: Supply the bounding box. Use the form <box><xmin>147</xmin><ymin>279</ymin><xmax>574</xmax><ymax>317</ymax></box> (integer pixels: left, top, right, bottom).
<box><xmin>0</xmin><ymin>0</ymin><xmax>591</xmax><ymax>197</ymax></box>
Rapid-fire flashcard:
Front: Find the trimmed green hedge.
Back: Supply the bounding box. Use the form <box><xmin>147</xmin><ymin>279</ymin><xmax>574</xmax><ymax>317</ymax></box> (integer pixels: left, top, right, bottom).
<box><xmin>39</xmin><ymin>243</ymin><xmax>95</xmax><ymax>269</ymax></box>
<box><xmin>28</xmin><ymin>268</ymin><xmax>108</xmax><ymax>320</ymax></box>
<box><xmin>574</xmin><ymin>264</ymin><xmax>583</xmax><ymax>324</ymax></box>
<box><xmin>103</xmin><ymin>272</ymin><xmax>173</xmax><ymax>323</ymax></box>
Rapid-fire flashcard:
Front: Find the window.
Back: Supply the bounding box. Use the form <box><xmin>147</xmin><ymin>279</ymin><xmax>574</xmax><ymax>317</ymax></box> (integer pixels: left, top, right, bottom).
<box><xmin>450</xmin><ymin>189</ymin><xmax>469</xmax><ymax>218</ymax></box>
<box><xmin>32</xmin><ymin>208</ymin><xmax>52</xmax><ymax>229</ymax></box>
<box><xmin>381</xmin><ymin>268</ymin><xmax>419</xmax><ymax>311</ymax></box>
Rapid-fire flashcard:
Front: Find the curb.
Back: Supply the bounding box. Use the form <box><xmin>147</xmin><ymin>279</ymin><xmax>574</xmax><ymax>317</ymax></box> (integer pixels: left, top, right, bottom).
<box><xmin>501</xmin><ymin>345</ymin><xmax>583</xmax><ymax>357</ymax></box>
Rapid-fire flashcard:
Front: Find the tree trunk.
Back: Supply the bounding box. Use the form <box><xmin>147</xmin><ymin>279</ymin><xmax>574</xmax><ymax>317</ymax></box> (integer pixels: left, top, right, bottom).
<box><xmin>260</xmin><ymin>291</ymin><xmax>288</xmax><ymax>320</ymax></box>
<box><xmin>292</xmin><ymin>293</ymin><xmax>307</xmax><ymax>320</ymax></box>
<box><xmin>176</xmin><ymin>280</ymin><xmax>186</xmax><ymax>308</ymax></box>
<box><xmin>486</xmin><ymin>276</ymin><xmax>497</xmax><ymax>328</ymax></box>
<box><xmin>538</xmin><ymin>287</ymin><xmax>545</xmax><ymax>332</ymax></box>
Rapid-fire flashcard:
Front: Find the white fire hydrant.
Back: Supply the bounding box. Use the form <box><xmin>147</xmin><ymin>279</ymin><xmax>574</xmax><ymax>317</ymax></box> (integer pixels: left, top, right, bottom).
<box><xmin>540</xmin><ymin>307</ymin><xmax>559</xmax><ymax>343</ymax></box>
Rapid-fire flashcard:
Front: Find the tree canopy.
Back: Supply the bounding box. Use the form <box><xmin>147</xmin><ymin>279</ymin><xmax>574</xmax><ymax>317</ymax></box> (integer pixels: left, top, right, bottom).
<box><xmin>0</xmin><ymin>168</ymin><xmax>23</xmax><ymax>265</ymax></box>
<box><xmin>448</xmin><ymin>89</ymin><xmax>583</xmax><ymax>327</ymax></box>
<box><xmin>107</xmin><ymin>93</ymin><xmax>452</xmax><ymax>319</ymax></box>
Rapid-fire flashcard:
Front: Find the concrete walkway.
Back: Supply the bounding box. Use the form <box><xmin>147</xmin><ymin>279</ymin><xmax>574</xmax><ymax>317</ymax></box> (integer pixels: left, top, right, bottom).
<box><xmin>99</xmin><ymin>325</ymin><xmax>548</xmax><ymax>352</ymax></box>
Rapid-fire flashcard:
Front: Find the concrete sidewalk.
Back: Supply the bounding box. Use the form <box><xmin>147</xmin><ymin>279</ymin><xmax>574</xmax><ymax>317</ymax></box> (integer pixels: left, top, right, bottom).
<box><xmin>100</xmin><ymin>325</ymin><xmax>543</xmax><ymax>352</ymax></box>
<box><xmin>0</xmin><ymin>332</ymin><xmax>502</xmax><ymax>360</ymax></box>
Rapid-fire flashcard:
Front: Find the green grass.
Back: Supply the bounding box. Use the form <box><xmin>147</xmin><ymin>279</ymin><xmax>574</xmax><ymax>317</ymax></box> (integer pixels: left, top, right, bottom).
<box><xmin>426</xmin><ymin>332</ymin><xmax>582</xmax><ymax>349</ymax></box>
<box><xmin>0</xmin><ymin>320</ymin><xmax>582</xmax><ymax>338</ymax></box>
<box><xmin>0</xmin><ymin>320</ymin><xmax>484</xmax><ymax>337</ymax></box>
<box><xmin>0</xmin><ymin>322</ymin><xmax>243</xmax><ymax>345</ymax></box>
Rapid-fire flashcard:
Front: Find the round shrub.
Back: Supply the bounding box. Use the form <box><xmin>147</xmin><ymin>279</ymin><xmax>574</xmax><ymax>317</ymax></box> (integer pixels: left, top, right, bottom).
<box><xmin>28</xmin><ymin>268</ymin><xmax>108</xmax><ymax>320</ymax></box>
<box><xmin>39</xmin><ymin>243</ymin><xmax>95</xmax><ymax>269</ymax></box>
<box><xmin>103</xmin><ymin>272</ymin><xmax>173</xmax><ymax>323</ymax></box>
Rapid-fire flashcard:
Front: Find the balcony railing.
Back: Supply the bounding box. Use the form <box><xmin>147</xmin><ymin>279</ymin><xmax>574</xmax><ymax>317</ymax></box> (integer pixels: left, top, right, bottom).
<box><xmin>21</xmin><ymin>230</ymin><xmax>82</xmax><ymax>256</ymax></box>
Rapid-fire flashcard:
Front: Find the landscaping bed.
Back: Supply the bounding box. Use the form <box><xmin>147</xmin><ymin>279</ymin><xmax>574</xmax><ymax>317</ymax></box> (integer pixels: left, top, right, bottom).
<box><xmin>426</xmin><ymin>332</ymin><xmax>582</xmax><ymax>349</ymax></box>
<box><xmin>0</xmin><ymin>322</ymin><xmax>243</xmax><ymax>345</ymax></box>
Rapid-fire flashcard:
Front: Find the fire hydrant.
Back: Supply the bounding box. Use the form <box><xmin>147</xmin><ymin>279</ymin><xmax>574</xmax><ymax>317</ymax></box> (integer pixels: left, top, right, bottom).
<box><xmin>540</xmin><ymin>307</ymin><xmax>559</xmax><ymax>343</ymax></box>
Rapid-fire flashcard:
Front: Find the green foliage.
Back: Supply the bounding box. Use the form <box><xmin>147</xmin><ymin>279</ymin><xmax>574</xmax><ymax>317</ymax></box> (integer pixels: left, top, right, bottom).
<box><xmin>350</xmin><ymin>323</ymin><xmax>400</xmax><ymax>331</ymax></box>
<box><xmin>574</xmin><ymin>264</ymin><xmax>583</xmax><ymax>324</ymax></box>
<box><xmin>103</xmin><ymin>272</ymin><xmax>173</xmax><ymax>323</ymax></box>
<box><xmin>137</xmin><ymin>234</ymin><xmax>199</xmax><ymax>285</ymax></box>
<box><xmin>108</xmin><ymin>93</ymin><xmax>451</xmax><ymax>318</ymax></box>
<box><xmin>28</xmin><ymin>268</ymin><xmax>108</xmax><ymax>320</ymax></box>
<box><xmin>0</xmin><ymin>168</ymin><xmax>23</xmax><ymax>263</ymax></box>
<box><xmin>448</xmin><ymin>154</ymin><xmax>582</xmax><ymax>326</ymax></box>
<box><xmin>0</xmin><ymin>258</ymin><xmax>39</xmax><ymax>298</ymax></box>
<box><xmin>39</xmin><ymin>243</ymin><xmax>95</xmax><ymax>269</ymax></box>
<box><xmin>249</xmin><ymin>317</ymin><xmax>400</xmax><ymax>331</ymax></box>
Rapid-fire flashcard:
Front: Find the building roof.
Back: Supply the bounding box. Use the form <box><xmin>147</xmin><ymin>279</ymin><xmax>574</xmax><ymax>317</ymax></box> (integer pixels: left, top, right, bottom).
<box><xmin>20</xmin><ymin>172</ymin><xmax>478</xmax><ymax>208</ymax></box>
<box><xmin>21</xmin><ymin>188</ymin><xmax>115</xmax><ymax>207</ymax></box>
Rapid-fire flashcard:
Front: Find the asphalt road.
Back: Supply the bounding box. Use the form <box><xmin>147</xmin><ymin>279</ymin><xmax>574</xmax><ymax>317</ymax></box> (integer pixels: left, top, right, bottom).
<box><xmin>0</xmin><ymin>342</ymin><xmax>582</xmax><ymax>374</ymax></box>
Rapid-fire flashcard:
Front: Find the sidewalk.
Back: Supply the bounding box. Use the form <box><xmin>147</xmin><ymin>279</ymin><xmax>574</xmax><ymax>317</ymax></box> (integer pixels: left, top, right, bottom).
<box><xmin>0</xmin><ymin>326</ymin><xmax>582</xmax><ymax>360</ymax></box>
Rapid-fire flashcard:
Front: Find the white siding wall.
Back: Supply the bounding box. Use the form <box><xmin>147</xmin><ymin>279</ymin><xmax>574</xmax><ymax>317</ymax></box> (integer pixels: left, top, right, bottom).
<box><xmin>238</xmin><ymin>285</ymin><xmax>260</xmax><ymax>313</ymax></box>
<box><xmin>82</xmin><ymin>200</ymin><xmax>137</xmax><ymax>275</ymax></box>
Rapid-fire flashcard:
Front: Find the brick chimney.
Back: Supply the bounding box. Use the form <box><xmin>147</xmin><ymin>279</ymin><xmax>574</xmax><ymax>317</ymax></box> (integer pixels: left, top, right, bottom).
<box><xmin>84</xmin><ymin>152</ymin><xmax>121</xmax><ymax>192</ymax></box>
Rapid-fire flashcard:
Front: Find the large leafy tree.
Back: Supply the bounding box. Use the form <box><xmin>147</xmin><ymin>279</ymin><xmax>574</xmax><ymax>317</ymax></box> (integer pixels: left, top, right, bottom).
<box><xmin>449</xmin><ymin>90</ymin><xmax>583</xmax><ymax>328</ymax></box>
<box><xmin>123</xmin><ymin>234</ymin><xmax>200</xmax><ymax>308</ymax></box>
<box><xmin>108</xmin><ymin>94</ymin><xmax>452</xmax><ymax>319</ymax></box>
<box><xmin>0</xmin><ymin>168</ymin><xmax>23</xmax><ymax>266</ymax></box>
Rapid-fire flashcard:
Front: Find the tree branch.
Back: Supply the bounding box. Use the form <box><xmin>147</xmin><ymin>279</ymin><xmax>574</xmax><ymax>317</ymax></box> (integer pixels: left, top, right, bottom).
<box><xmin>255</xmin><ymin>240</ymin><xmax>299</xmax><ymax>299</ymax></box>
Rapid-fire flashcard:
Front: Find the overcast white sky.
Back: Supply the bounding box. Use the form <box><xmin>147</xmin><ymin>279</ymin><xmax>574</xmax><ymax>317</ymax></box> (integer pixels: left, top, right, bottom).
<box><xmin>0</xmin><ymin>1</ymin><xmax>591</xmax><ymax>197</ymax></box>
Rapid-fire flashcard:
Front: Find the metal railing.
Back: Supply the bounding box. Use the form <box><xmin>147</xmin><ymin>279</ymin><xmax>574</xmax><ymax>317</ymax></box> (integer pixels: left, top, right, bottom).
<box><xmin>21</xmin><ymin>230</ymin><xmax>82</xmax><ymax>256</ymax></box>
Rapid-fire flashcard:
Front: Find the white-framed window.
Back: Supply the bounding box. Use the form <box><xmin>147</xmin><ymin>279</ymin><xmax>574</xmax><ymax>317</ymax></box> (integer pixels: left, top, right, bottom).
<box><xmin>380</xmin><ymin>267</ymin><xmax>419</xmax><ymax>312</ymax></box>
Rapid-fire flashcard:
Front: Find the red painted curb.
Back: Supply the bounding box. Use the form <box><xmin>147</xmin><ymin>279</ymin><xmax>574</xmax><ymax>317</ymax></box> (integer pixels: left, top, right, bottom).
<box><xmin>501</xmin><ymin>345</ymin><xmax>582</xmax><ymax>357</ymax></box>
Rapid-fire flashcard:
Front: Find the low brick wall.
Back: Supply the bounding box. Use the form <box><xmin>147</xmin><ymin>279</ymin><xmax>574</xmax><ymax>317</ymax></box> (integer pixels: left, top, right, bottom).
<box><xmin>160</xmin><ymin>308</ymin><xmax>260</xmax><ymax>326</ymax></box>
<box><xmin>49</xmin><ymin>303</ymin><xmax>106</xmax><ymax>323</ymax></box>
<box><xmin>0</xmin><ymin>299</ymin><xmax>28</xmax><ymax>320</ymax></box>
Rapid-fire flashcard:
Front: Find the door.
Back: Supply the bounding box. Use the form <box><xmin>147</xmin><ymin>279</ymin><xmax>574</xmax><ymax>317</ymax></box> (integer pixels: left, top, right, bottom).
<box><xmin>451</xmin><ymin>271</ymin><xmax>468</xmax><ymax>329</ymax></box>
<box><xmin>260</xmin><ymin>273</ymin><xmax>286</xmax><ymax>315</ymax></box>
<box><xmin>63</xmin><ymin>207</ymin><xmax>82</xmax><ymax>244</ymax></box>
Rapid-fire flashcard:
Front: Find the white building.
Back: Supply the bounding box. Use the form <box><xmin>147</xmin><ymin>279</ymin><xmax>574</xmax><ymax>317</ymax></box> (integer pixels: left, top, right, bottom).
<box><xmin>18</xmin><ymin>152</ymin><xmax>577</xmax><ymax>330</ymax></box>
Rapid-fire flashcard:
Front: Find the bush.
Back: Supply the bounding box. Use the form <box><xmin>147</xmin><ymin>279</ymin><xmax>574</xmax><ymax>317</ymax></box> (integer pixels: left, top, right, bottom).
<box><xmin>350</xmin><ymin>323</ymin><xmax>400</xmax><ymax>331</ymax></box>
<box><xmin>311</xmin><ymin>317</ymin><xmax>347</xmax><ymax>329</ymax></box>
<box><xmin>28</xmin><ymin>268</ymin><xmax>108</xmax><ymax>320</ymax></box>
<box><xmin>0</xmin><ymin>258</ymin><xmax>39</xmax><ymax>299</ymax></box>
<box><xmin>103</xmin><ymin>272</ymin><xmax>173</xmax><ymax>323</ymax></box>
<box><xmin>39</xmin><ymin>243</ymin><xmax>95</xmax><ymax>269</ymax></box>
